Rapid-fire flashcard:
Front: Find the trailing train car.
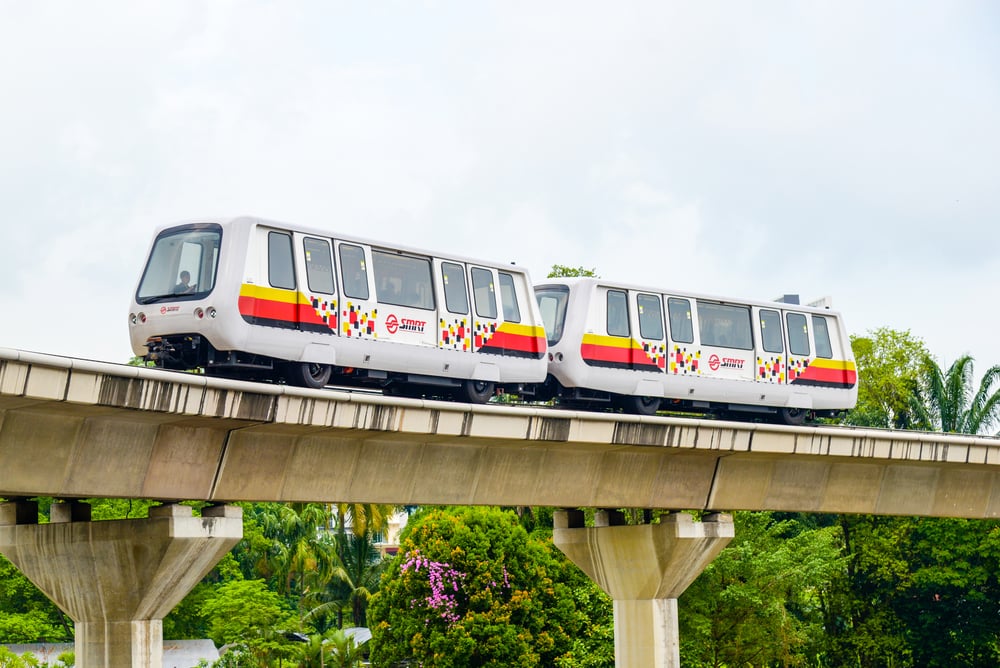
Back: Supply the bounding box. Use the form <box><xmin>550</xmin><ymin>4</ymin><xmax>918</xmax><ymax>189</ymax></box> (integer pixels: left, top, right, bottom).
<box><xmin>533</xmin><ymin>278</ymin><xmax>857</xmax><ymax>423</ymax></box>
<box><xmin>128</xmin><ymin>216</ymin><xmax>547</xmax><ymax>402</ymax></box>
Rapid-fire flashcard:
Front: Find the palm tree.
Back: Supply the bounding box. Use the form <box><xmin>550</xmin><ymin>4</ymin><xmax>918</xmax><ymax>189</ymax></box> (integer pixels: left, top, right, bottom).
<box><xmin>917</xmin><ymin>354</ymin><xmax>1000</xmax><ymax>434</ymax></box>
<box><xmin>252</xmin><ymin>503</ymin><xmax>346</xmax><ymax>602</ymax></box>
<box><xmin>333</xmin><ymin>503</ymin><xmax>395</xmax><ymax>538</ymax></box>
<box><xmin>303</xmin><ymin>531</ymin><xmax>387</xmax><ymax>629</ymax></box>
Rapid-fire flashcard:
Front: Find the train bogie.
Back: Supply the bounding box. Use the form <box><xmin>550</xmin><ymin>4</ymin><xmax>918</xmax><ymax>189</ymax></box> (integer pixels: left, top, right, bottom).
<box><xmin>535</xmin><ymin>278</ymin><xmax>857</xmax><ymax>422</ymax></box>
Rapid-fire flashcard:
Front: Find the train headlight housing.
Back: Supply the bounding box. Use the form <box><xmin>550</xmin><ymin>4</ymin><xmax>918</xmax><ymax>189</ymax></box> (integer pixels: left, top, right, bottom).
<box><xmin>138</xmin><ymin>312</ymin><xmax>147</xmax><ymax>323</ymax></box>
<box><xmin>208</xmin><ymin>307</ymin><xmax>217</xmax><ymax>318</ymax></box>
<box><xmin>130</xmin><ymin>313</ymin><xmax>137</xmax><ymax>325</ymax></box>
<box><xmin>194</xmin><ymin>307</ymin><xmax>204</xmax><ymax>319</ymax></box>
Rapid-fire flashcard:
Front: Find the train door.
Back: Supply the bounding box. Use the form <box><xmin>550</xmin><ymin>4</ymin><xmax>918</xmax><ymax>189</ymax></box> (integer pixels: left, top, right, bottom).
<box><xmin>371</xmin><ymin>249</ymin><xmax>437</xmax><ymax>347</ymax></box>
<box><xmin>335</xmin><ymin>241</ymin><xmax>378</xmax><ymax>340</ymax></box>
<box><xmin>666</xmin><ymin>296</ymin><xmax>699</xmax><ymax>376</ymax></box>
<box><xmin>297</xmin><ymin>234</ymin><xmax>340</xmax><ymax>335</ymax></box>
<box><xmin>240</xmin><ymin>225</ymin><xmax>300</xmax><ymax>330</ymax></box>
<box><xmin>436</xmin><ymin>260</ymin><xmax>472</xmax><ymax>352</ymax></box>
<box><xmin>633</xmin><ymin>291</ymin><xmax>666</xmax><ymax>372</ymax></box>
<box><xmin>695</xmin><ymin>300</ymin><xmax>755</xmax><ymax>382</ymax></box>
<box><xmin>784</xmin><ymin>310</ymin><xmax>813</xmax><ymax>382</ymax></box>
<box><xmin>754</xmin><ymin>306</ymin><xmax>786</xmax><ymax>383</ymax></box>
<box><xmin>469</xmin><ymin>266</ymin><xmax>501</xmax><ymax>352</ymax></box>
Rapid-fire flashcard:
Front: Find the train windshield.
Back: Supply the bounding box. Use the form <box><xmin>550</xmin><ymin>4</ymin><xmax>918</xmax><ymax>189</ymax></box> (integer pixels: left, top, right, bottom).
<box><xmin>136</xmin><ymin>224</ymin><xmax>222</xmax><ymax>304</ymax></box>
<box><xmin>534</xmin><ymin>284</ymin><xmax>569</xmax><ymax>346</ymax></box>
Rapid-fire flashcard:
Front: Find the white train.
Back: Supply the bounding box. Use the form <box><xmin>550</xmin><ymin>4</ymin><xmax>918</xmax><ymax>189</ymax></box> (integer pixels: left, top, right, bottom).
<box><xmin>129</xmin><ymin>217</ymin><xmax>858</xmax><ymax>423</ymax></box>
<box><xmin>128</xmin><ymin>216</ymin><xmax>547</xmax><ymax>402</ymax></box>
<box><xmin>533</xmin><ymin>278</ymin><xmax>857</xmax><ymax>423</ymax></box>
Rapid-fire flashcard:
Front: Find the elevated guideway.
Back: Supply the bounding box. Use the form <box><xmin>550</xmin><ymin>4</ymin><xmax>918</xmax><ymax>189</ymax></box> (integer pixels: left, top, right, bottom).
<box><xmin>4</xmin><ymin>347</ymin><xmax>1000</xmax><ymax>668</ymax></box>
<box><xmin>2</xmin><ymin>348</ymin><xmax>999</xmax><ymax>517</ymax></box>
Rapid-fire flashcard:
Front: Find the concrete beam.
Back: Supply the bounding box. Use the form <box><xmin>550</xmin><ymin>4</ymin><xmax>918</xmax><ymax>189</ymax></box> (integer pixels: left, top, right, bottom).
<box><xmin>0</xmin><ymin>502</ymin><xmax>243</xmax><ymax>668</ymax></box>
<box><xmin>554</xmin><ymin>511</ymin><xmax>734</xmax><ymax>668</ymax></box>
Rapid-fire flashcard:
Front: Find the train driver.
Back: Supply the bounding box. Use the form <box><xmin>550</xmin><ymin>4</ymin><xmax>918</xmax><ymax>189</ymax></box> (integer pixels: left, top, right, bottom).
<box><xmin>173</xmin><ymin>270</ymin><xmax>194</xmax><ymax>294</ymax></box>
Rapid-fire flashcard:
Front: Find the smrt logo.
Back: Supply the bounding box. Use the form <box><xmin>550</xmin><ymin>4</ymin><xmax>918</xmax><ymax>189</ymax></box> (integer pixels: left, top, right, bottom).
<box><xmin>159</xmin><ymin>306</ymin><xmax>180</xmax><ymax>315</ymax></box>
<box><xmin>709</xmin><ymin>354</ymin><xmax>745</xmax><ymax>371</ymax></box>
<box><xmin>386</xmin><ymin>315</ymin><xmax>427</xmax><ymax>334</ymax></box>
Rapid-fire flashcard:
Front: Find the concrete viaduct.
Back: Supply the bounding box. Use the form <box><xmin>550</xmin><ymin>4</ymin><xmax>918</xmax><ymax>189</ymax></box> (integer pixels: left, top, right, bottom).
<box><xmin>2</xmin><ymin>347</ymin><xmax>1000</xmax><ymax>667</ymax></box>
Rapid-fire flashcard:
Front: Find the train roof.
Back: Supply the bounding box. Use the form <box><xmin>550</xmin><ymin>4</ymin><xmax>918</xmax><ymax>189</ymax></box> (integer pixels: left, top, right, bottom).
<box><xmin>152</xmin><ymin>215</ymin><xmax>536</xmax><ymax>279</ymax></box>
<box><xmin>534</xmin><ymin>276</ymin><xmax>845</xmax><ymax>317</ymax></box>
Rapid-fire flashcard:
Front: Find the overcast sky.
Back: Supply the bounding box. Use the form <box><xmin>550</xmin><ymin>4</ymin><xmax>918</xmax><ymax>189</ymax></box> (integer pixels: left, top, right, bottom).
<box><xmin>1</xmin><ymin>2</ymin><xmax>998</xmax><ymax>372</ymax></box>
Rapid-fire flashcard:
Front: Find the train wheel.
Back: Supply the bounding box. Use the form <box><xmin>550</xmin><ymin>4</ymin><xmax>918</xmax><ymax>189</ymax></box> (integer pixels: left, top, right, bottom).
<box><xmin>286</xmin><ymin>362</ymin><xmax>332</xmax><ymax>389</ymax></box>
<box><xmin>457</xmin><ymin>380</ymin><xmax>495</xmax><ymax>404</ymax></box>
<box><xmin>779</xmin><ymin>407</ymin><xmax>808</xmax><ymax>426</ymax></box>
<box><xmin>620</xmin><ymin>395</ymin><xmax>661</xmax><ymax>416</ymax></box>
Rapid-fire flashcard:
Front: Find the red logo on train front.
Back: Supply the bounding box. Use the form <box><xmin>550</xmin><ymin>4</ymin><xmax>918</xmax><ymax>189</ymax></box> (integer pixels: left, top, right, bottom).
<box><xmin>386</xmin><ymin>314</ymin><xmax>399</xmax><ymax>334</ymax></box>
<box><xmin>709</xmin><ymin>354</ymin><xmax>720</xmax><ymax>371</ymax></box>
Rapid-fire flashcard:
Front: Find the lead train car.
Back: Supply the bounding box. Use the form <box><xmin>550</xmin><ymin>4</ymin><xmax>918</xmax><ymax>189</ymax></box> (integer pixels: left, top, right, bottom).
<box><xmin>129</xmin><ymin>217</ymin><xmax>547</xmax><ymax>401</ymax></box>
<box><xmin>534</xmin><ymin>278</ymin><xmax>857</xmax><ymax>423</ymax></box>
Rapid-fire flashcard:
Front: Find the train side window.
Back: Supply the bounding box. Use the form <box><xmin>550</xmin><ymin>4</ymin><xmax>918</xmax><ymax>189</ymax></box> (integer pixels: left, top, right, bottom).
<box><xmin>813</xmin><ymin>315</ymin><xmax>833</xmax><ymax>358</ymax></box>
<box><xmin>471</xmin><ymin>268</ymin><xmax>497</xmax><ymax>318</ymax></box>
<box><xmin>339</xmin><ymin>244</ymin><xmax>369</xmax><ymax>300</ymax></box>
<box><xmin>787</xmin><ymin>313</ymin><xmax>810</xmax><ymax>356</ymax></box>
<box><xmin>498</xmin><ymin>273</ymin><xmax>521</xmax><ymax>323</ymax></box>
<box><xmin>441</xmin><ymin>262</ymin><xmax>469</xmax><ymax>315</ymax></box>
<box><xmin>668</xmin><ymin>298</ymin><xmax>693</xmax><ymax>343</ymax></box>
<box><xmin>303</xmin><ymin>237</ymin><xmax>335</xmax><ymax>295</ymax></box>
<box><xmin>373</xmin><ymin>251</ymin><xmax>434</xmax><ymax>309</ymax></box>
<box><xmin>760</xmin><ymin>309</ymin><xmax>783</xmax><ymax>353</ymax></box>
<box><xmin>637</xmin><ymin>293</ymin><xmax>664</xmax><ymax>340</ymax></box>
<box><xmin>698</xmin><ymin>302</ymin><xmax>752</xmax><ymax>349</ymax></box>
<box><xmin>607</xmin><ymin>290</ymin><xmax>629</xmax><ymax>337</ymax></box>
<box><xmin>268</xmin><ymin>231</ymin><xmax>295</xmax><ymax>290</ymax></box>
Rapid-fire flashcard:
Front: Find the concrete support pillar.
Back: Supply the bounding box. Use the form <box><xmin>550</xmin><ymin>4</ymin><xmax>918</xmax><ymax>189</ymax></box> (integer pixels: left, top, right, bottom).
<box><xmin>0</xmin><ymin>501</ymin><xmax>243</xmax><ymax>668</ymax></box>
<box><xmin>553</xmin><ymin>510</ymin><xmax>734</xmax><ymax>668</ymax></box>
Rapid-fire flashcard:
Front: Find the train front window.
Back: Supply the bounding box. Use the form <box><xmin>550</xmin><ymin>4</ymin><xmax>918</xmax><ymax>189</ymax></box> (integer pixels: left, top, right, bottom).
<box><xmin>535</xmin><ymin>285</ymin><xmax>568</xmax><ymax>346</ymax></box>
<box><xmin>136</xmin><ymin>224</ymin><xmax>222</xmax><ymax>304</ymax></box>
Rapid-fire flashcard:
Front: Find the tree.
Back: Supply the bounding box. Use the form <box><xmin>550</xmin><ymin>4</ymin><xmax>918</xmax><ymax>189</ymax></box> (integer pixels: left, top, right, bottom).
<box><xmin>678</xmin><ymin>512</ymin><xmax>843</xmax><ymax>667</ymax></box>
<box><xmin>845</xmin><ymin>328</ymin><xmax>931</xmax><ymax>429</ymax></box>
<box><xmin>199</xmin><ymin>579</ymin><xmax>298</xmax><ymax>666</ymax></box>
<box><xmin>241</xmin><ymin>503</ymin><xmax>344</xmax><ymax>606</ymax></box>
<box><xmin>368</xmin><ymin>506</ymin><xmax>611</xmax><ymax>668</ymax></box>
<box><xmin>547</xmin><ymin>265</ymin><xmax>598</xmax><ymax>278</ymax></box>
<box><xmin>917</xmin><ymin>354</ymin><xmax>1000</xmax><ymax>434</ymax></box>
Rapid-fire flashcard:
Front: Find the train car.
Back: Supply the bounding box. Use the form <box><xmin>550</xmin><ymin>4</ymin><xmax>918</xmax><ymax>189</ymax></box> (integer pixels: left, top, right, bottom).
<box><xmin>128</xmin><ymin>216</ymin><xmax>547</xmax><ymax>402</ymax></box>
<box><xmin>533</xmin><ymin>278</ymin><xmax>857</xmax><ymax>423</ymax></box>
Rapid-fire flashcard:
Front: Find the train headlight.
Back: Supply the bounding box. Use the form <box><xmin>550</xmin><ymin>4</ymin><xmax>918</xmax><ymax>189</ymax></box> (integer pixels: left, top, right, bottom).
<box><xmin>130</xmin><ymin>313</ymin><xmax>137</xmax><ymax>325</ymax></box>
<box><xmin>138</xmin><ymin>312</ymin><xmax>147</xmax><ymax>323</ymax></box>
<box><xmin>208</xmin><ymin>307</ymin><xmax>217</xmax><ymax>318</ymax></box>
<box><xmin>194</xmin><ymin>307</ymin><xmax>204</xmax><ymax>319</ymax></box>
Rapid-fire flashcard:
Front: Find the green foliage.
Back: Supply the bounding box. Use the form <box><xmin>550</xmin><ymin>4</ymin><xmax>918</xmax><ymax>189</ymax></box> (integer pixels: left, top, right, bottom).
<box><xmin>0</xmin><ymin>646</ymin><xmax>72</xmax><ymax>667</ymax></box>
<box><xmin>368</xmin><ymin>506</ymin><xmax>612</xmax><ymax>668</ymax></box>
<box><xmin>293</xmin><ymin>629</ymin><xmax>364</xmax><ymax>668</ymax></box>
<box><xmin>0</xmin><ymin>556</ymin><xmax>71</xmax><ymax>644</ymax></box>
<box><xmin>917</xmin><ymin>354</ymin><xmax>1000</xmax><ymax>434</ymax></box>
<box><xmin>547</xmin><ymin>264</ymin><xmax>599</xmax><ymax>278</ymax></box>
<box><xmin>679</xmin><ymin>511</ymin><xmax>844</xmax><ymax>667</ymax></box>
<box><xmin>199</xmin><ymin>579</ymin><xmax>298</xmax><ymax>665</ymax></box>
<box><xmin>845</xmin><ymin>328</ymin><xmax>931</xmax><ymax>429</ymax></box>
